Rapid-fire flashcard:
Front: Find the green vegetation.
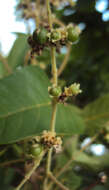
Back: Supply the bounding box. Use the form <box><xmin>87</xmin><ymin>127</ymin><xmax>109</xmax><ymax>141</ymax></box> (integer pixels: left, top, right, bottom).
<box><xmin>0</xmin><ymin>0</ymin><xmax>109</xmax><ymax>190</ymax></box>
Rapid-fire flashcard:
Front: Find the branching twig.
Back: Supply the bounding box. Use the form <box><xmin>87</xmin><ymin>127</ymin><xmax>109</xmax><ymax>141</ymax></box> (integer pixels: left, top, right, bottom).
<box><xmin>0</xmin><ymin>159</ymin><xmax>24</xmax><ymax>167</ymax></box>
<box><xmin>46</xmin><ymin>0</ymin><xmax>52</xmax><ymax>29</ymax></box>
<box><xmin>58</xmin><ymin>44</ymin><xmax>71</xmax><ymax>77</ymax></box>
<box><xmin>35</xmin><ymin>0</ymin><xmax>40</xmax><ymax>27</ymax></box>
<box><xmin>15</xmin><ymin>151</ymin><xmax>45</xmax><ymax>190</ymax></box>
<box><xmin>48</xmin><ymin>172</ymin><xmax>69</xmax><ymax>190</ymax></box>
<box><xmin>47</xmin><ymin>130</ymin><xmax>103</xmax><ymax>190</ymax></box>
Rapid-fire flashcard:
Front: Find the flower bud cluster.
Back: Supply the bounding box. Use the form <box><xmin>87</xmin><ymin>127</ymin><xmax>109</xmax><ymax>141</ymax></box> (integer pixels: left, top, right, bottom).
<box><xmin>41</xmin><ymin>130</ymin><xmax>62</xmax><ymax>151</ymax></box>
<box><xmin>67</xmin><ymin>24</ymin><xmax>81</xmax><ymax>44</ymax></box>
<box><xmin>28</xmin><ymin>24</ymin><xmax>81</xmax><ymax>57</ymax></box>
<box><xmin>48</xmin><ymin>83</ymin><xmax>82</xmax><ymax>103</ymax></box>
<box><xmin>64</xmin><ymin>83</ymin><xmax>82</xmax><ymax>96</ymax></box>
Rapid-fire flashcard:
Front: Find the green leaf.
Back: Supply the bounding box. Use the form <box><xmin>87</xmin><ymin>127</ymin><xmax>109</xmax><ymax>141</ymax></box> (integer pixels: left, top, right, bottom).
<box><xmin>0</xmin><ymin>66</ymin><xmax>50</xmax><ymax>144</ymax></box>
<box><xmin>8</xmin><ymin>33</ymin><xmax>29</xmax><ymax>69</ymax></box>
<box><xmin>0</xmin><ymin>66</ymin><xmax>85</xmax><ymax>144</ymax></box>
<box><xmin>83</xmin><ymin>94</ymin><xmax>109</xmax><ymax>135</ymax></box>
<box><xmin>56</xmin><ymin>104</ymin><xmax>85</xmax><ymax>135</ymax></box>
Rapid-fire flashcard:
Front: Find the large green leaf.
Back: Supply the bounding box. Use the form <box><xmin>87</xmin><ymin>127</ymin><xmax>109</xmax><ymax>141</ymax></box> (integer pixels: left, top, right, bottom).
<box><xmin>83</xmin><ymin>94</ymin><xmax>109</xmax><ymax>135</ymax></box>
<box><xmin>0</xmin><ymin>66</ymin><xmax>85</xmax><ymax>144</ymax></box>
<box><xmin>8</xmin><ymin>33</ymin><xmax>29</xmax><ymax>69</ymax></box>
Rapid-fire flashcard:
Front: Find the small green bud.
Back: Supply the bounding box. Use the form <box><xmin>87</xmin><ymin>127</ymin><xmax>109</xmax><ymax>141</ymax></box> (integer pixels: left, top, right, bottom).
<box><xmin>67</xmin><ymin>24</ymin><xmax>81</xmax><ymax>43</ymax></box>
<box><xmin>64</xmin><ymin>83</ymin><xmax>82</xmax><ymax>97</ymax></box>
<box><xmin>33</xmin><ymin>27</ymin><xmax>48</xmax><ymax>45</ymax></box>
<box><xmin>48</xmin><ymin>86</ymin><xmax>62</xmax><ymax>97</ymax></box>
<box><xmin>51</xmin><ymin>29</ymin><xmax>61</xmax><ymax>42</ymax></box>
<box><xmin>69</xmin><ymin>83</ymin><xmax>82</xmax><ymax>95</ymax></box>
<box><xmin>30</xmin><ymin>144</ymin><xmax>43</xmax><ymax>157</ymax></box>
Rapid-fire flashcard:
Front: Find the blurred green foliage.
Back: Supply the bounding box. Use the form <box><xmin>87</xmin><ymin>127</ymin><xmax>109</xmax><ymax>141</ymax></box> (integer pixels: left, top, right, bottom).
<box><xmin>54</xmin><ymin>0</ymin><xmax>109</xmax><ymax>106</ymax></box>
<box><xmin>1</xmin><ymin>0</ymin><xmax>109</xmax><ymax>190</ymax></box>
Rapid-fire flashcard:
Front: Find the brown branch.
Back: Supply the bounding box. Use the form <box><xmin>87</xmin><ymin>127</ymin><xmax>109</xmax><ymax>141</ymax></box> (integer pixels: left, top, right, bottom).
<box><xmin>15</xmin><ymin>150</ymin><xmax>45</xmax><ymax>190</ymax></box>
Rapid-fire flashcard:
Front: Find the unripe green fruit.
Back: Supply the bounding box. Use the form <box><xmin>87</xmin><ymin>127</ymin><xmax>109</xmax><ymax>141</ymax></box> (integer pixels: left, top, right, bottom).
<box><xmin>33</xmin><ymin>28</ymin><xmax>48</xmax><ymax>45</ymax></box>
<box><xmin>30</xmin><ymin>144</ymin><xmax>43</xmax><ymax>157</ymax></box>
<box><xmin>67</xmin><ymin>26</ymin><xmax>80</xmax><ymax>43</ymax></box>
<box><xmin>49</xmin><ymin>86</ymin><xmax>62</xmax><ymax>97</ymax></box>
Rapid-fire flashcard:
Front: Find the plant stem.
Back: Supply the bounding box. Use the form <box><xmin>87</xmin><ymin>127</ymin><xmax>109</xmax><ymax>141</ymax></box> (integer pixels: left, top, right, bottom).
<box><xmin>0</xmin><ymin>159</ymin><xmax>24</xmax><ymax>167</ymax></box>
<box><xmin>46</xmin><ymin>147</ymin><xmax>53</xmax><ymax>175</ymax></box>
<box><xmin>50</xmin><ymin>101</ymin><xmax>57</xmax><ymax>132</ymax></box>
<box><xmin>46</xmin><ymin>0</ymin><xmax>57</xmax><ymax>86</ymax></box>
<box><xmin>46</xmin><ymin>0</ymin><xmax>52</xmax><ymax>29</ymax></box>
<box><xmin>43</xmin><ymin>0</ymin><xmax>58</xmax><ymax>189</ymax></box>
<box><xmin>44</xmin><ymin>101</ymin><xmax>57</xmax><ymax>189</ymax></box>
<box><xmin>35</xmin><ymin>0</ymin><xmax>40</xmax><ymax>27</ymax></box>
<box><xmin>51</xmin><ymin>47</ymin><xmax>57</xmax><ymax>86</ymax></box>
<box><xmin>15</xmin><ymin>151</ymin><xmax>45</xmax><ymax>190</ymax></box>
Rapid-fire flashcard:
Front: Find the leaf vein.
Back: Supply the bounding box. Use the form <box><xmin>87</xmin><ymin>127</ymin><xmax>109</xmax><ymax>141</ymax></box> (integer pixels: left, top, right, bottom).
<box><xmin>0</xmin><ymin>102</ymin><xmax>51</xmax><ymax>119</ymax></box>
<box><xmin>85</xmin><ymin>112</ymin><xmax>109</xmax><ymax>122</ymax></box>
